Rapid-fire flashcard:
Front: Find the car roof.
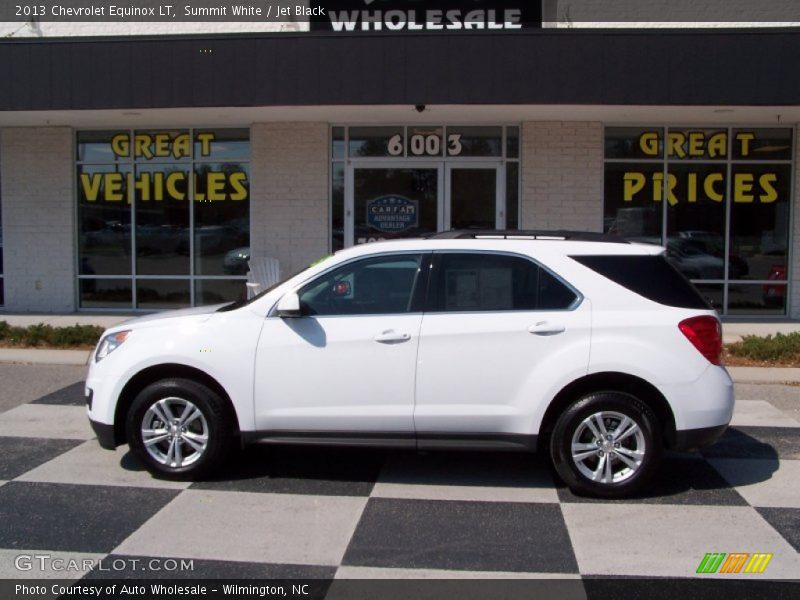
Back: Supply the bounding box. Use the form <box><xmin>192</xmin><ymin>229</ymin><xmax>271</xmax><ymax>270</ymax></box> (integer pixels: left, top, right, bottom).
<box><xmin>333</xmin><ymin>234</ymin><xmax>665</xmax><ymax>260</ymax></box>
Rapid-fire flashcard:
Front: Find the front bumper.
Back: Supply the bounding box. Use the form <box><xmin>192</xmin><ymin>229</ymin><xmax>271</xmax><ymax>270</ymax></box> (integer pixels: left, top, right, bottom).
<box><xmin>90</xmin><ymin>418</ymin><xmax>118</xmax><ymax>450</ymax></box>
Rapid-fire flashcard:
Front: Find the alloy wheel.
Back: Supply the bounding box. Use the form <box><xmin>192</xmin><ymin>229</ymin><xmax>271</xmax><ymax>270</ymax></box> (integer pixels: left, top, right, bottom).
<box><xmin>141</xmin><ymin>397</ymin><xmax>209</xmax><ymax>469</ymax></box>
<box><xmin>570</xmin><ymin>410</ymin><xmax>646</xmax><ymax>484</ymax></box>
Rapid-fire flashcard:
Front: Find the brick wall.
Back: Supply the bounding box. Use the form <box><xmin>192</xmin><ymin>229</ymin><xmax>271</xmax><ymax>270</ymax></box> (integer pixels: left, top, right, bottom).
<box><xmin>0</xmin><ymin>128</ymin><xmax>76</xmax><ymax>312</ymax></box>
<box><xmin>520</xmin><ymin>121</ymin><xmax>604</xmax><ymax>232</ymax></box>
<box><xmin>250</xmin><ymin>123</ymin><xmax>329</xmax><ymax>278</ymax></box>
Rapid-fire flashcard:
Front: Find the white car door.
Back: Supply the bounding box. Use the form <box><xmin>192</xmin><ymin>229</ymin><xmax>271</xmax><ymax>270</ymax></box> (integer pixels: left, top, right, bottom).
<box><xmin>253</xmin><ymin>252</ymin><xmax>428</xmax><ymax>439</ymax></box>
<box><xmin>414</xmin><ymin>251</ymin><xmax>591</xmax><ymax>447</ymax></box>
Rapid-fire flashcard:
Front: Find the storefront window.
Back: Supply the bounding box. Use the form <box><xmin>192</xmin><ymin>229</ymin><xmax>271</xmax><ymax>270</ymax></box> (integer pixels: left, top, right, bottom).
<box><xmin>331</xmin><ymin>163</ymin><xmax>344</xmax><ymax>252</ymax></box>
<box><xmin>349</xmin><ymin>126</ymin><xmax>405</xmax><ymax>158</ymax></box>
<box><xmin>446</xmin><ymin>126</ymin><xmax>503</xmax><ymax>157</ymax></box>
<box><xmin>506</xmin><ymin>161</ymin><xmax>519</xmax><ymax>231</ymax></box>
<box><xmin>0</xmin><ymin>163</ymin><xmax>3</xmax><ymax>307</ymax></box>
<box><xmin>76</xmin><ymin>129</ymin><xmax>250</xmax><ymax>310</ymax></box>
<box><xmin>604</xmin><ymin>127</ymin><xmax>793</xmax><ymax>316</ymax></box>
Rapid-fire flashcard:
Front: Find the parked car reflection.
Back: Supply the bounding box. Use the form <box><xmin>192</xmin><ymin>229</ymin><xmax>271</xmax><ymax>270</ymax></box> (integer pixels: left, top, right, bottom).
<box><xmin>675</xmin><ymin>230</ymin><xmax>748</xmax><ymax>279</ymax></box>
<box><xmin>223</xmin><ymin>246</ymin><xmax>250</xmax><ymax>275</ymax></box>
<box><xmin>666</xmin><ymin>239</ymin><xmax>725</xmax><ymax>279</ymax></box>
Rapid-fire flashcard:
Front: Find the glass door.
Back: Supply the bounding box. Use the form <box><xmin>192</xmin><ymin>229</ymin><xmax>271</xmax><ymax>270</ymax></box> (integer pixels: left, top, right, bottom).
<box><xmin>347</xmin><ymin>164</ymin><xmax>443</xmax><ymax>246</ymax></box>
<box><xmin>445</xmin><ymin>164</ymin><xmax>504</xmax><ymax>231</ymax></box>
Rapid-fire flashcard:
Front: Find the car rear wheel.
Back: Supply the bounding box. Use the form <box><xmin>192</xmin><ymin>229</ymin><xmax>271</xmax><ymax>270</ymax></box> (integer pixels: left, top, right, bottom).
<box><xmin>549</xmin><ymin>392</ymin><xmax>662</xmax><ymax>498</ymax></box>
<box><xmin>126</xmin><ymin>378</ymin><xmax>233</xmax><ymax>480</ymax></box>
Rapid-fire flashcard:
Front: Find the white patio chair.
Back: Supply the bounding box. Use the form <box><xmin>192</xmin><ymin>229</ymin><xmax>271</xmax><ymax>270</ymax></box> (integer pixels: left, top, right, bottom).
<box><xmin>246</xmin><ymin>256</ymin><xmax>281</xmax><ymax>299</ymax></box>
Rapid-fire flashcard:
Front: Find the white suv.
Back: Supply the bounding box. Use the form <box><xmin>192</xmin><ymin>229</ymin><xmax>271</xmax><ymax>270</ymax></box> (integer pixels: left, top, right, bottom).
<box><xmin>85</xmin><ymin>231</ymin><xmax>734</xmax><ymax>498</ymax></box>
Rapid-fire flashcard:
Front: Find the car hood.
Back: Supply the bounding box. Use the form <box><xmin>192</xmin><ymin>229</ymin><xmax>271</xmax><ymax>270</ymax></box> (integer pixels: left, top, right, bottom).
<box><xmin>117</xmin><ymin>304</ymin><xmax>228</xmax><ymax>328</ymax></box>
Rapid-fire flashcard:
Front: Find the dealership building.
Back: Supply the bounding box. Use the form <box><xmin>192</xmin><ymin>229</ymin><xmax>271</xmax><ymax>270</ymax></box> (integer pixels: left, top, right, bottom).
<box><xmin>0</xmin><ymin>8</ymin><xmax>799</xmax><ymax>318</ymax></box>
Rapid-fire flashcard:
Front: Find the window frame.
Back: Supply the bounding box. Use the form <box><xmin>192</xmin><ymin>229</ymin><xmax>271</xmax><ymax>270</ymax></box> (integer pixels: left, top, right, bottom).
<box><xmin>425</xmin><ymin>250</ymin><xmax>583</xmax><ymax>314</ymax></box>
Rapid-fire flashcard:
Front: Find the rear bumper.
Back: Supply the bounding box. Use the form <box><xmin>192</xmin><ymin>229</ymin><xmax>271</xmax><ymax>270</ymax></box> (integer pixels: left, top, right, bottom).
<box><xmin>672</xmin><ymin>424</ymin><xmax>728</xmax><ymax>452</ymax></box>
<box><xmin>657</xmin><ymin>364</ymin><xmax>734</xmax><ymax>432</ymax></box>
<box><xmin>90</xmin><ymin>419</ymin><xmax>118</xmax><ymax>450</ymax></box>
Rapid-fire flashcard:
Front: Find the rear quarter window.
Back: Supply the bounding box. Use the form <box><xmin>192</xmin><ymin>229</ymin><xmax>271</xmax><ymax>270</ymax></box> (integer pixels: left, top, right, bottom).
<box><xmin>571</xmin><ymin>255</ymin><xmax>711</xmax><ymax>310</ymax></box>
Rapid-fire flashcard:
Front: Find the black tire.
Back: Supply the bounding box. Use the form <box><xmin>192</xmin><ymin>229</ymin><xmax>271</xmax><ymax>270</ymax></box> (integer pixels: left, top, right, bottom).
<box><xmin>549</xmin><ymin>392</ymin><xmax>662</xmax><ymax>498</ymax></box>
<box><xmin>126</xmin><ymin>378</ymin><xmax>234</xmax><ymax>480</ymax></box>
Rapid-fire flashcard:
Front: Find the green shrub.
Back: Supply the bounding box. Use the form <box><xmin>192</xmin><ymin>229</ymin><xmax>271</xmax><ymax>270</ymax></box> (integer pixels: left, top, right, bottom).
<box><xmin>0</xmin><ymin>321</ymin><xmax>104</xmax><ymax>348</ymax></box>
<box><xmin>46</xmin><ymin>324</ymin><xmax>105</xmax><ymax>347</ymax></box>
<box><xmin>727</xmin><ymin>332</ymin><xmax>800</xmax><ymax>362</ymax></box>
<box><xmin>26</xmin><ymin>323</ymin><xmax>50</xmax><ymax>346</ymax></box>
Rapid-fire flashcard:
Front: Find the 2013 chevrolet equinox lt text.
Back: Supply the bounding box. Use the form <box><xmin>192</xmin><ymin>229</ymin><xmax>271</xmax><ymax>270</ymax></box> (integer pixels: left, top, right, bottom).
<box><xmin>85</xmin><ymin>231</ymin><xmax>734</xmax><ymax>498</ymax></box>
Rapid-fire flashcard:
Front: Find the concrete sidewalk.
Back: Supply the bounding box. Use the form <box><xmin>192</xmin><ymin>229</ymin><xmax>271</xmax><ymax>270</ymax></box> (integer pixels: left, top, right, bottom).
<box><xmin>726</xmin><ymin>366</ymin><xmax>800</xmax><ymax>384</ymax></box>
<box><xmin>0</xmin><ymin>348</ymin><xmax>91</xmax><ymax>366</ymax></box>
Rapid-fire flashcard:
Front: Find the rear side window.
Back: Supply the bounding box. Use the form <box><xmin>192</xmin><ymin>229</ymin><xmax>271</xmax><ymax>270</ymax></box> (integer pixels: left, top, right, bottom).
<box><xmin>572</xmin><ymin>255</ymin><xmax>710</xmax><ymax>309</ymax></box>
<box><xmin>429</xmin><ymin>253</ymin><xmax>578</xmax><ymax>312</ymax></box>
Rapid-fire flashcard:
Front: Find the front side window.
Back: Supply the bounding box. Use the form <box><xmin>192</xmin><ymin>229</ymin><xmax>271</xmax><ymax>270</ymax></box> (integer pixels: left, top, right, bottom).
<box><xmin>429</xmin><ymin>253</ymin><xmax>577</xmax><ymax>312</ymax></box>
<box><xmin>299</xmin><ymin>254</ymin><xmax>424</xmax><ymax>316</ymax></box>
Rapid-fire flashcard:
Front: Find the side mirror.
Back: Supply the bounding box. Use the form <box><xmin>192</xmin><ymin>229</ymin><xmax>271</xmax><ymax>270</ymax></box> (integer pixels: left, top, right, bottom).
<box><xmin>276</xmin><ymin>292</ymin><xmax>303</xmax><ymax>318</ymax></box>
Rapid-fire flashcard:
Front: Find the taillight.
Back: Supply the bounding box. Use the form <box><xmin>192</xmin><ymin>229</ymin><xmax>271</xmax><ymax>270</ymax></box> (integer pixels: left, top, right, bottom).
<box><xmin>679</xmin><ymin>316</ymin><xmax>723</xmax><ymax>365</ymax></box>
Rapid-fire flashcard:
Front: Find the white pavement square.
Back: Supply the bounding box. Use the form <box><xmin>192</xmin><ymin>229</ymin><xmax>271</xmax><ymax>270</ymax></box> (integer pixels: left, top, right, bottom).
<box><xmin>0</xmin><ymin>404</ymin><xmax>94</xmax><ymax>440</ymax></box>
<box><xmin>16</xmin><ymin>440</ymin><xmax>191</xmax><ymax>490</ymax></box>
<box><xmin>372</xmin><ymin>455</ymin><xmax>559</xmax><ymax>503</ymax></box>
<box><xmin>731</xmin><ymin>400</ymin><xmax>800</xmax><ymax>428</ymax></box>
<box><xmin>334</xmin><ymin>566</ymin><xmax>582</xmax><ymax>579</ymax></box>
<box><xmin>561</xmin><ymin>503</ymin><xmax>800</xmax><ymax>578</ymax></box>
<box><xmin>709</xmin><ymin>458</ymin><xmax>800</xmax><ymax>508</ymax></box>
<box><xmin>114</xmin><ymin>490</ymin><xmax>368</xmax><ymax>566</ymax></box>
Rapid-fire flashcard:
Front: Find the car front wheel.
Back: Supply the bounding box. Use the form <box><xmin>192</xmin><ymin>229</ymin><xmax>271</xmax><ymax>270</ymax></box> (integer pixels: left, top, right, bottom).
<box><xmin>549</xmin><ymin>392</ymin><xmax>662</xmax><ymax>498</ymax></box>
<box><xmin>126</xmin><ymin>378</ymin><xmax>233</xmax><ymax>479</ymax></box>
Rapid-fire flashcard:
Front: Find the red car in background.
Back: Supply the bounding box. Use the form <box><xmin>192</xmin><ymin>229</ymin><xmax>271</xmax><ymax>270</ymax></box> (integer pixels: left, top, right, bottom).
<box><xmin>763</xmin><ymin>264</ymin><xmax>787</xmax><ymax>308</ymax></box>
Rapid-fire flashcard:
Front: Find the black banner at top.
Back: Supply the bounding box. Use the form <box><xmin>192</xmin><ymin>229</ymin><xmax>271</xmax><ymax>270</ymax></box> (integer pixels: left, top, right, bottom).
<box><xmin>0</xmin><ymin>1</ymin><xmax>798</xmax><ymax>25</ymax></box>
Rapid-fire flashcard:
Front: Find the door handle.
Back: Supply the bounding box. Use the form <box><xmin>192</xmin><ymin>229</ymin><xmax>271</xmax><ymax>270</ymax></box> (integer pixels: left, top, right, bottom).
<box><xmin>528</xmin><ymin>322</ymin><xmax>566</xmax><ymax>336</ymax></box>
<box><xmin>374</xmin><ymin>330</ymin><xmax>411</xmax><ymax>344</ymax></box>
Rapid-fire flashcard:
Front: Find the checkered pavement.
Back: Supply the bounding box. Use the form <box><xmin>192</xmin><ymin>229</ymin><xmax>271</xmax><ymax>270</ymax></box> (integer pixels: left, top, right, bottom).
<box><xmin>0</xmin><ymin>380</ymin><xmax>798</xmax><ymax>583</ymax></box>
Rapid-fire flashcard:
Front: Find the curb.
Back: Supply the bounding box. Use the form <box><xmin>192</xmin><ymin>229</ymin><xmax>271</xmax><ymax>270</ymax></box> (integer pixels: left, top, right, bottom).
<box><xmin>726</xmin><ymin>366</ymin><xmax>800</xmax><ymax>384</ymax></box>
<box><xmin>0</xmin><ymin>348</ymin><xmax>91</xmax><ymax>366</ymax></box>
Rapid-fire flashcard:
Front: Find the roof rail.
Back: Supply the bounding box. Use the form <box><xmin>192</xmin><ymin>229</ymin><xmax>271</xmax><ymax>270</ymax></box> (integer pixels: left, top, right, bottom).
<box><xmin>425</xmin><ymin>230</ymin><xmax>630</xmax><ymax>243</ymax></box>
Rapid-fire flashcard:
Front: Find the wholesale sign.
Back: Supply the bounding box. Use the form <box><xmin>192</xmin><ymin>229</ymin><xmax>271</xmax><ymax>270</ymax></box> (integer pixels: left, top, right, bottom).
<box><xmin>311</xmin><ymin>0</ymin><xmax>541</xmax><ymax>31</ymax></box>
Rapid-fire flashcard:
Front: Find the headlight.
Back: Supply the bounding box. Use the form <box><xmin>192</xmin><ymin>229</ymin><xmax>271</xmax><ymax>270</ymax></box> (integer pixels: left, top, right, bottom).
<box><xmin>95</xmin><ymin>330</ymin><xmax>131</xmax><ymax>362</ymax></box>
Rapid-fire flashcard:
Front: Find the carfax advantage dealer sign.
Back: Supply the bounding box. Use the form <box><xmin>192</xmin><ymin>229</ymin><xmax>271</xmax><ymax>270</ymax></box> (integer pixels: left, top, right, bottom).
<box><xmin>311</xmin><ymin>0</ymin><xmax>542</xmax><ymax>31</ymax></box>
